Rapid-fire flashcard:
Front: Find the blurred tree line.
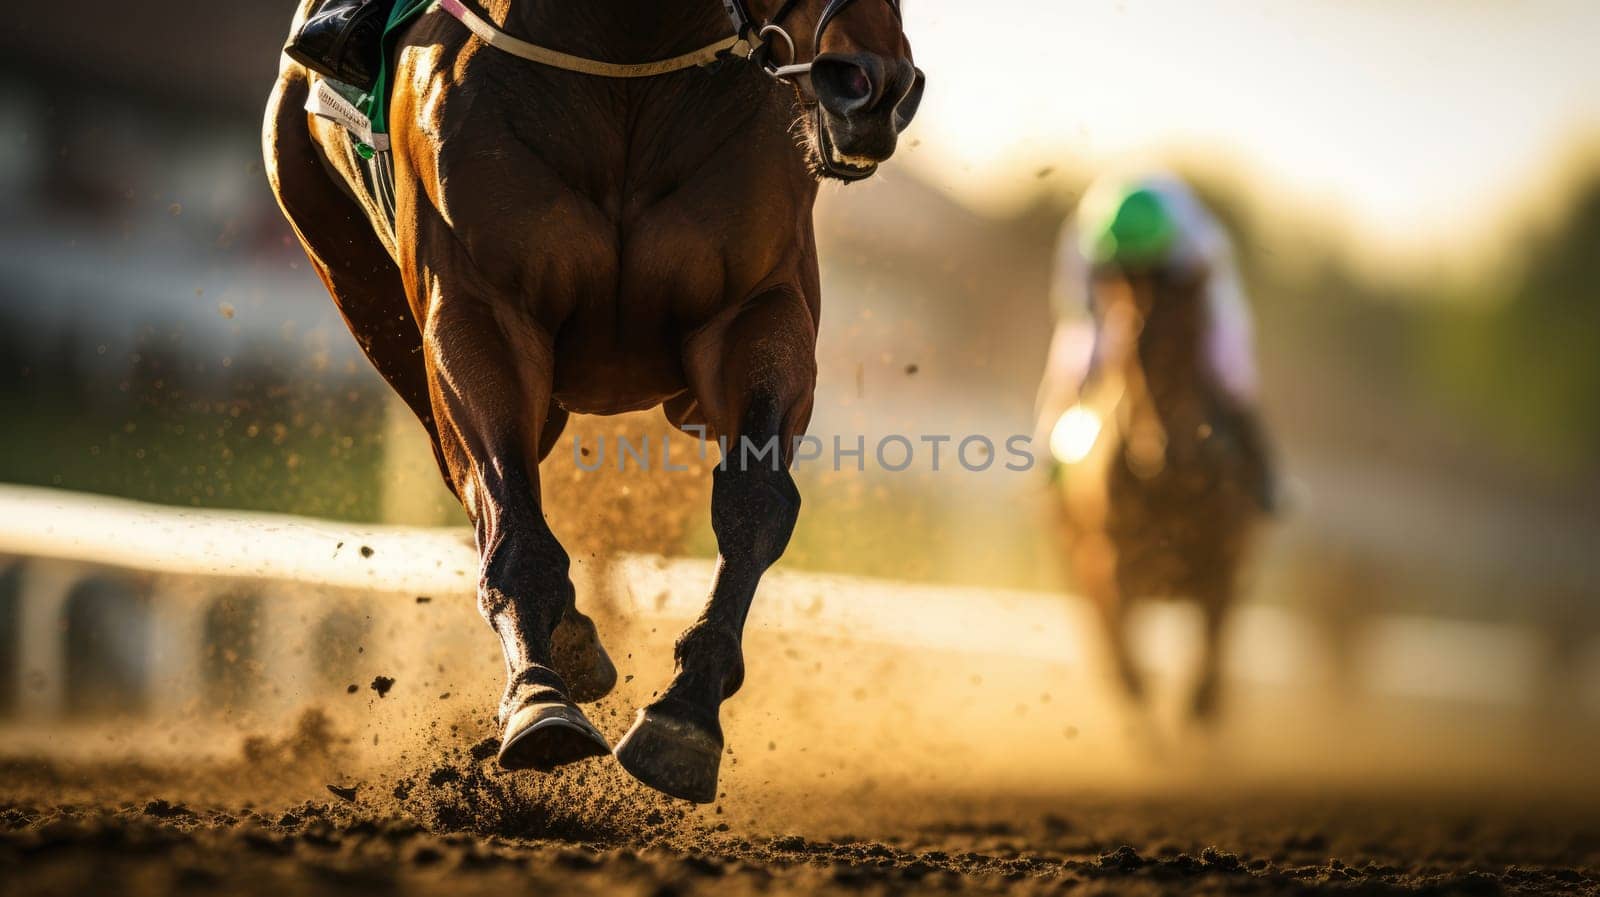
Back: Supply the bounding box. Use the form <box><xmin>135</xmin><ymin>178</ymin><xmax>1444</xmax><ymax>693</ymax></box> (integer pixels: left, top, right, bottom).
<box><xmin>1422</xmin><ymin>167</ymin><xmax>1600</xmax><ymax>473</ymax></box>
<box><xmin>1203</xmin><ymin>153</ymin><xmax>1600</xmax><ymax>485</ymax></box>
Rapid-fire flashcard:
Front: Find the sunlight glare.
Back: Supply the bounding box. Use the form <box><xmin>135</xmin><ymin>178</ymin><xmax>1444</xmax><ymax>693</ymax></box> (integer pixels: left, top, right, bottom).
<box><xmin>1050</xmin><ymin>405</ymin><xmax>1102</xmax><ymax>465</ymax></box>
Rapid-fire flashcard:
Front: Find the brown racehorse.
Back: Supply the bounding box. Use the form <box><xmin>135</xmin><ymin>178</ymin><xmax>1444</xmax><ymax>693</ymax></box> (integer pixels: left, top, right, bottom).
<box><xmin>1037</xmin><ymin>179</ymin><xmax>1276</xmax><ymax>724</ymax></box>
<box><xmin>263</xmin><ymin>0</ymin><xmax>922</xmax><ymax>802</ymax></box>
<box><xmin>1060</xmin><ymin>270</ymin><xmax>1272</xmax><ymax>721</ymax></box>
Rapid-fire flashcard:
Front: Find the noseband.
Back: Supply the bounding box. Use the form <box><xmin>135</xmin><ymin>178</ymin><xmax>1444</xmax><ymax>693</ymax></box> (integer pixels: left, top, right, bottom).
<box><xmin>722</xmin><ymin>0</ymin><xmax>907</xmax><ymax>181</ymax></box>
<box><xmin>723</xmin><ymin>0</ymin><xmax>904</xmax><ymax>80</ymax></box>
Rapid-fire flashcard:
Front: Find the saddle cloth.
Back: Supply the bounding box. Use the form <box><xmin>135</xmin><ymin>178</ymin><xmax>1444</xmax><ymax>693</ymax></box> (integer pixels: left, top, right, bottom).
<box><xmin>300</xmin><ymin>0</ymin><xmax>436</xmax><ymax>250</ymax></box>
<box><xmin>304</xmin><ymin>75</ymin><xmax>401</xmax><ymax>251</ymax></box>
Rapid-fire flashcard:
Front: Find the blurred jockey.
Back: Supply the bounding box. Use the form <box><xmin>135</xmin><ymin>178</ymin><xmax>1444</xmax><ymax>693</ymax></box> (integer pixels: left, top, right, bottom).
<box><xmin>1035</xmin><ymin>172</ymin><xmax>1275</xmax><ymax>509</ymax></box>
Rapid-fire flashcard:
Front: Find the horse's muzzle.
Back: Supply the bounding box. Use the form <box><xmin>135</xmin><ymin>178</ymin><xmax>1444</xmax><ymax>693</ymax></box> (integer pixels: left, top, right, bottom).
<box><xmin>811</xmin><ymin>53</ymin><xmax>925</xmax><ymax>178</ymax></box>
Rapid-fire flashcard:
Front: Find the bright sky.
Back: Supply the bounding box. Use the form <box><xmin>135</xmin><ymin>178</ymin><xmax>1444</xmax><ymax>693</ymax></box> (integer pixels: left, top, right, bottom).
<box><xmin>896</xmin><ymin>0</ymin><xmax>1600</xmax><ymax>259</ymax></box>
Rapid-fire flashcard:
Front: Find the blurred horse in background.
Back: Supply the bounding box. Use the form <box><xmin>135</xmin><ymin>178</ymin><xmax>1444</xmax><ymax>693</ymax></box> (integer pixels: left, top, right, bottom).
<box><xmin>1035</xmin><ymin>174</ymin><xmax>1277</xmax><ymax>721</ymax></box>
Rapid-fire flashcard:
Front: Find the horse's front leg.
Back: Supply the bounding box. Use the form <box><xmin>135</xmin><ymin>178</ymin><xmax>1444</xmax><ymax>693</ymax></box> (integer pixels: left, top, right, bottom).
<box><xmin>419</xmin><ymin>277</ymin><xmax>613</xmax><ymax>771</ymax></box>
<box><xmin>615</xmin><ymin>287</ymin><xmax>816</xmax><ymax>803</ymax></box>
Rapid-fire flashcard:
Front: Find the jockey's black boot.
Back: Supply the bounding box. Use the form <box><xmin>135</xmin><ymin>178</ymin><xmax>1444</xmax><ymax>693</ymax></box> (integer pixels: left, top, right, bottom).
<box><xmin>1230</xmin><ymin>407</ymin><xmax>1280</xmax><ymax>515</ymax></box>
<box><xmin>283</xmin><ymin>0</ymin><xmax>397</xmax><ymax>91</ymax></box>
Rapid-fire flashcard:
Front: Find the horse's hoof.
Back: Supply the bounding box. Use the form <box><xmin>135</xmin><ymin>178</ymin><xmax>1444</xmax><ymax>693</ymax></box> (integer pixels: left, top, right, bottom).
<box><xmin>613</xmin><ymin>706</ymin><xmax>723</xmax><ymax>803</ymax></box>
<box><xmin>551</xmin><ymin>611</ymin><xmax>619</xmax><ymax>704</ymax></box>
<box><xmin>497</xmin><ymin>701</ymin><xmax>611</xmax><ymax>772</ymax></box>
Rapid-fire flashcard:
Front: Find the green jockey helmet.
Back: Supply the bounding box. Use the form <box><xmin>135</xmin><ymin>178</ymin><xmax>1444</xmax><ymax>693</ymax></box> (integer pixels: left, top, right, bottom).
<box><xmin>1077</xmin><ymin>184</ymin><xmax>1179</xmax><ymax>269</ymax></box>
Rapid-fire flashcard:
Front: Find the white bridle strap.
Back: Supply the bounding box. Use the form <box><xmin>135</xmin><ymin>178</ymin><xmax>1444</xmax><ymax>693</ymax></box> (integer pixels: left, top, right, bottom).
<box><xmin>437</xmin><ymin>0</ymin><xmax>744</xmax><ymax>78</ymax></box>
<box><xmin>756</xmin><ymin>24</ymin><xmax>811</xmax><ymax>78</ymax></box>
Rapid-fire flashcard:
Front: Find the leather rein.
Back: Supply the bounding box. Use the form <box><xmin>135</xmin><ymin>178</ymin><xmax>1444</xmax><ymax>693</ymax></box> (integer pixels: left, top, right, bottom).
<box><xmin>435</xmin><ymin>0</ymin><xmax>907</xmax><ymax>180</ymax></box>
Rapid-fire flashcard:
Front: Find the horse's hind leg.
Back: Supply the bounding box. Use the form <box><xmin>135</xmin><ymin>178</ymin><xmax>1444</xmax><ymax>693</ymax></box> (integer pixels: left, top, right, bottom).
<box><xmin>262</xmin><ymin>68</ymin><xmax>448</xmax><ymax>485</ymax></box>
<box><xmin>615</xmin><ymin>287</ymin><xmax>815</xmax><ymax>803</ymax></box>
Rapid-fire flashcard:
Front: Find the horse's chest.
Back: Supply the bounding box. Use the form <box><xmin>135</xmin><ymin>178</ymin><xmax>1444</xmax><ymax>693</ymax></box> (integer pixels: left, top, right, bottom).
<box><xmin>1063</xmin><ymin>386</ymin><xmax>1242</xmax><ymax>530</ymax></box>
<box><xmin>547</xmin><ymin>196</ymin><xmax>799</xmax><ymax>414</ymax></box>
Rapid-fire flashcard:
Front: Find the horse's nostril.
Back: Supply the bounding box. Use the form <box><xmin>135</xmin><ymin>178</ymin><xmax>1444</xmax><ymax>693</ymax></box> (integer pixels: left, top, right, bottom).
<box><xmin>812</xmin><ymin>57</ymin><xmax>879</xmax><ymax>115</ymax></box>
<box><xmin>840</xmin><ymin>65</ymin><xmax>871</xmax><ymax>100</ymax></box>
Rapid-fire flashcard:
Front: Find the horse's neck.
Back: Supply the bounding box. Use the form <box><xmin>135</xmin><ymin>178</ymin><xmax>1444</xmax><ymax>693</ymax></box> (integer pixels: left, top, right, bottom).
<box><xmin>490</xmin><ymin>0</ymin><xmax>732</xmax><ymax>61</ymax></box>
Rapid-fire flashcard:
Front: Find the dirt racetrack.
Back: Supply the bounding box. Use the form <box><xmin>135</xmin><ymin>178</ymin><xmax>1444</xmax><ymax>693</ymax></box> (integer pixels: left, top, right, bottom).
<box><xmin>3</xmin><ymin>494</ymin><xmax>1598</xmax><ymax>897</ymax></box>
<box><xmin>4</xmin><ymin>709</ymin><xmax>1598</xmax><ymax>897</ymax></box>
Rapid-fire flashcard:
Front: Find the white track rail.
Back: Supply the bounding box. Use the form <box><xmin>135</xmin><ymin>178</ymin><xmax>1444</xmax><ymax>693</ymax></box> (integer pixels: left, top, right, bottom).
<box><xmin>0</xmin><ymin>484</ymin><xmax>1096</xmax><ymax>662</ymax></box>
<box><xmin>0</xmin><ymin>484</ymin><xmax>1592</xmax><ymax>715</ymax></box>
<box><xmin>0</xmin><ymin>484</ymin><xmax>478</xmax><ymax>595</ymax></box>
